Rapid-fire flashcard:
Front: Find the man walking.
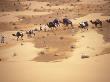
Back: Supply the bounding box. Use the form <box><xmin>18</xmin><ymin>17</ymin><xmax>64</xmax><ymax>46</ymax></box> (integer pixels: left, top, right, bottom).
<box><xmin>0</xmin><ymin>35</ymin><xmax>5</xmax><ymax>43</ymax></box>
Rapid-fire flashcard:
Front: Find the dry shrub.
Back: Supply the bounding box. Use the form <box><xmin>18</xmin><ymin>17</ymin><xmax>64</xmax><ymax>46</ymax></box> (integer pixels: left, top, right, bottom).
<box><xmin>39</xmin><ymin>51</ymin><xmax>45</xmax><ymax>55</ymax></box>
<box><xmin>55</xmin><ymin>4</ymin><xmax>59</xmax><ymax>6</ymax></box>
<box><xmin>33</xmin><ymin>9</ymin><xmax>38</xmax><ymax>12</ymax></box>
<box><xmin>81</xmin><ymin>55</ymin><xmax>90</xmax><ymax>59</ymax></box>
<box><xmin>47</xmin><ymin>4</ymin><xmax>50</xmax><ymax>6</ymax></box>
<box><xmin>60</xmin><ymin>37</ymin><xmax>64</xmax><ymax>40</ymax></box>
<box><xmin>70</xmin><ymin>45</ymin><xmax>75</xmax><ymax>49</ymax></box>
<box><xmin>13</xmin><ymin>53</ymin><xmax>17</xmax><ymax>57</ymax></box>
<box><xmin>2</xmin><ymin>9</ymin><xmax>4</xmax><ymax>12</ymax></box>
<box><xmin>16</xmin><ymin>9</ymin><xmax>19</xmax><ymax>11</ymax></box>
<box><xmin>0</xmin><ymin>58</ymin><xmax>2</xmax><ymax>61</ymax></box>
<box><xmin>69</xmin><ymin>9</ymin><xmax>73</xmax><ymax>12</ymax></box>
<box><xmin>41</xmin><ymin>6</ymin><xmax>43</xmax><ymax>8</ymax></box>
<box><xmin>70</xmin><ymin>4</ymin><xmax>74</xmax><ymax>6</ymax></box>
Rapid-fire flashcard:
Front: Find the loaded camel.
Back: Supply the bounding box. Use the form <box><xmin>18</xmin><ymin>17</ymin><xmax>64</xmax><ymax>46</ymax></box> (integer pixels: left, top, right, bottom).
<box><xmin>60</xmin><ymin>18</ymin><xmax>73</xmax><ymax>29</ymax></box>
<box><xmin>47</xmin><ymin>19</ymin><xmax>60</xmax><ymax>30</ymax></box>
<box><xmin>47</xmin><ymin>22</ymin><xmax>57</xmax><ymax>30</ymax></box>
<box><xmin>79</xmin><ymin>21</ymin><xmax>89</xmax><ymax>30</ymax></box>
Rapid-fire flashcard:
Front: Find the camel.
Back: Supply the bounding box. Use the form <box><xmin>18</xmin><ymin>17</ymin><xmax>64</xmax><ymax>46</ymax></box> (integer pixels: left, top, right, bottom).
<box><xmin>60</xmin><ymin>18</ymin><xmax>73</xmax><ymax>28</ymax></box>
<box><xmin>79</xmin><ymin>21</ymin><xmax>89</xmax><ymax>30</ymax></box>
<box><xmin>12</xmin><ymin>32</ymin><xmax>23</xmax><ymax>41</ymax></box>
<box><xmin>47</xmin><ymin>22</ymin><xmax>57</xmax><ymax>30</ymax></box>
<box><xmin>53</xmin><ymin>19</ymin><xmax>60</xmax><ymax>27</ymax></box>
<box><xmin>26</xmin><ymin>30</ymin><xmax>35</xmax><ymax>38</ymax></box>
<box><xmin>106</xmin><ymin>19</ymin><xmax>110</xmax><ymax>23</ymax></box>
<box><xmin>90</xmin><ymin>19</ymin><xmax>102</xmax><ymax>27</ymax></box>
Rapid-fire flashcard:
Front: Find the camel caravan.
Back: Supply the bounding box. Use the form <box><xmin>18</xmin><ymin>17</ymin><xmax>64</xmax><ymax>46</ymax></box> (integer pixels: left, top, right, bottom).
<box><xmin>46</xmin><ymin>18</ymin><xmax>110</xmax><ymax>31</ymax></box>
<box><xmin>1</xmin><ymin>18</ymin><xmax>110</xmax><ymax>42</ymax></box>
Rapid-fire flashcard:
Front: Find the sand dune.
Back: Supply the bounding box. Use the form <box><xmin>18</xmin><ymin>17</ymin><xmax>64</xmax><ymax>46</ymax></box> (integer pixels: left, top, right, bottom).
<box><xmin>0</xmin><ymin>0</ymin><xmax>110</xmax><ymax>82</ymax></box>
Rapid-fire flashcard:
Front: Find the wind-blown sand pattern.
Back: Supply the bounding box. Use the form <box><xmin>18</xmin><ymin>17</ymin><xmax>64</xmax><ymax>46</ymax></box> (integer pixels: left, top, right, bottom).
<box><xmin>0</xmin><ymin>0</ymin><xmax>110</xmax><ymax>82</ymax></box>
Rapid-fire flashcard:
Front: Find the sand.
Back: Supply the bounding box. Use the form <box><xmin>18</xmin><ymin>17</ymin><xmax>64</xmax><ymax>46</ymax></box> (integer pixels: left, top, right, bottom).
<box><xmin>0</xmin><ymin>0</ymin><xmax>110</xmax><ymax>82</ymax></box>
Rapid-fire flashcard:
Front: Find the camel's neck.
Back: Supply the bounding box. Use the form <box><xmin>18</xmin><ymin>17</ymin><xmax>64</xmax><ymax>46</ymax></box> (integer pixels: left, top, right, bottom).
<box><xmin>59</xmin><ymin>21</ymin><xmax>63</xmax><ymax>23</ymax></box>
<box><xmin>91</xmin><ymin>21</ymin><xmax>95</xmax><ymax>24</ymax></box>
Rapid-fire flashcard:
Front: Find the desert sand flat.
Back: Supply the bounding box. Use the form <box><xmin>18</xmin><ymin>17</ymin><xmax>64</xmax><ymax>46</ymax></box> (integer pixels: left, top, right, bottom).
<box><xmin>0</xmin><ymin>11</ymin><xmax>52</xmax><ymax>22</ymax></box>
<box><xmin>0</xmin><ymin>0</ymin><xmax>110</xmax><ymax>82</ymax></box>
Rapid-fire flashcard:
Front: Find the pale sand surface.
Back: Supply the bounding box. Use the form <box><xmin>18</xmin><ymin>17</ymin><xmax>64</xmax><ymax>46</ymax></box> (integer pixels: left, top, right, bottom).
<box><xmin>0</xmin><ymin>0</ymin><xmax>110</xmax><ymax>82</ymax></box>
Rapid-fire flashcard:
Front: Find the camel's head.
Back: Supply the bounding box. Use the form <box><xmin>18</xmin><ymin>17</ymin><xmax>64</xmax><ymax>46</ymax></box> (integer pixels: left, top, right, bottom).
<box><xmin>12</xmin><ymin>34</ymin><xmax>16</xmax><ymax>36</ymax></box>
<box><xmin>106</xmin><ymin>19</ymin><xmax>110</xmax><ymax>23</ymax></box>
<box><xmin>47</xmin><ymin>23</ymin><xmax>49</xmax><ymax>26</ymax></box>
<box><xmin>90</xmin><ymin>20</ymin><xmax>92</xmax><ymax>22</ymax></box>
<box><xmin>59</xmin><ymin>20</ymin><xmax>63</xmax><ymax>23</ymax></box>
<box><xmin>106</xmin><ymin>19</ymin><xmax>108</xmax><ymax>22</ymax></box>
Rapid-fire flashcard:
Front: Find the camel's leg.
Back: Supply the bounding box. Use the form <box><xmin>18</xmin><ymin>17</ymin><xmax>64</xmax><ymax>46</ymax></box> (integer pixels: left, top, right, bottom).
<box><xmin>55</xmin><ymin>27</ymin><xmax>57</xmax><ymax>30</ymax></box>
<box><xmin>87</xmin><ymin>27</ymin><xmax>88</xmax><ymax>30</ymax></box>
<box><xmin>50</xmin><ymin>27</ymin><xmax>53</xmax><ymax>31</ymax></box>
<box><xmin>100</xmin><ymin>23</ymin><xmax>102</xmax><ymax>27</ymax></box>
<box><xmin>29</xmin><ymin>34</ymin><xmax>32</xmax><ymax>38</ymax></box>
<box><xmin>69</xmin><ymin>23</ymin><xmax>73</xmax><ymax>29</ymax></box>
<box><xmin>95</xmin><ymin>24</ymin><xmax>97</xmax><ymax>27</ymax></box>
<box><xmin>21</xmin><ymin>36</ymin><xmax>23</xmax><ymax>40</ymax></box>
<box><xmin>80</xmin><ymin>27</ymin><xmax>84</xmax><ymax>32</ymax></box>
<box><xmin>81</xmin><ymin>28</ymin><xmax>84</xmax><ymax>32</ymax></box>
<box><xmin>71</xmin><ymin>23</ymin><xmax>74</xmax><ymax>29</ymax></box>
<box><xmin>86</xmin><ymin>26</ymin><xmax>88</xmax><ymax>30</ymax></box>
<box><xmin>17</xmin><ymin>36</ymin><xmax>19</xmax><ymax>41</ymax></box>
<box><xmin>58</xmin><ymin>24</ymin><xmax>60</xmax><ymax>27</ymax></box>
<box><xmin>34</xmin><ymin>33</ymin><xmax>35</xmax><ymax>36</ymax></box>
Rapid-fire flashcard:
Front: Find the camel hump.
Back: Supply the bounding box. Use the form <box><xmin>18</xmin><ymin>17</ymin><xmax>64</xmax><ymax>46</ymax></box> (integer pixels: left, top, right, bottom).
<box><xmin>53</xmin><ymin>19</ymin><xmax>59</xmax><ymax>23</ymax></box>
<box><xmin>16</xmin><ymin>32</ymin><xmax>21</xmax><ymax>36</ymax></box>
<box><xmin>96</xmin><ymin>19</ymin><xmax>101</xmax><ymax>23</ymax></box>
<box><xmin>63</xmin><ymin>18</ymin><xmax>71</xmax><ymax>23</ymax></box>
